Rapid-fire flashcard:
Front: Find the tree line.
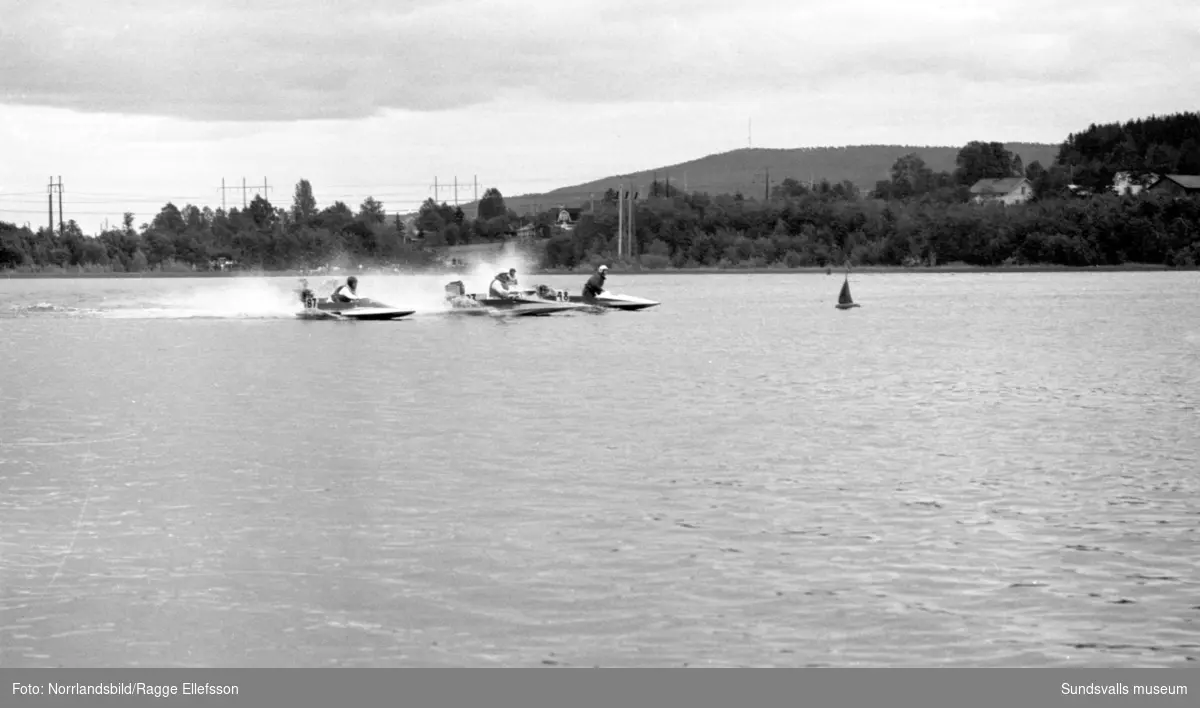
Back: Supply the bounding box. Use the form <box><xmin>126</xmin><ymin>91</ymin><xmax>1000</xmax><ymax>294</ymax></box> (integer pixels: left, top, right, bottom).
<box><xmin>2</xmin><ymin>113</ymin><xmax>1198</xmax><ymax>273</ymax></box>
<box><xmin>544</xmin><ymin>184</ymin><xmax>1200</xmax><ymax>270</ymax></box>
<box><xmin>0</xmin><ymin>180</ymin><xmax>521</xmax><ymax>273</ymax></box>
<box><xmin>542</xmin><ymin>113</ymin><xmax>1200</xmax><ymax>270</ymax></box>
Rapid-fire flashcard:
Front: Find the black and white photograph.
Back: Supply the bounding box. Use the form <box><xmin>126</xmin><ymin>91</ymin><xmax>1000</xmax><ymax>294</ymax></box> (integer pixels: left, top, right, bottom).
<box><xmin>1</xmin><ymin>0</ymin><xmax>1199</xmax><ymax>676</ymax></box>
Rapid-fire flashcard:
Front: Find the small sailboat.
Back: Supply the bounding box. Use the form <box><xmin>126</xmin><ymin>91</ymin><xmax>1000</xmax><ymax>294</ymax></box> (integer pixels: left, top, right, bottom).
<box><xmin>835</xmin><ymin>263</ymin><xmax>860</xmax><ymax>310</ymax></box>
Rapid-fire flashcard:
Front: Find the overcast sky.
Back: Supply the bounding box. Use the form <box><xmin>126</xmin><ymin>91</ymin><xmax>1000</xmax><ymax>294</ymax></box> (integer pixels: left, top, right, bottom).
<box><xmin>2</xmin><ymin>0</ymin><xmax>1198</xmax><ymax>231</ymax></box>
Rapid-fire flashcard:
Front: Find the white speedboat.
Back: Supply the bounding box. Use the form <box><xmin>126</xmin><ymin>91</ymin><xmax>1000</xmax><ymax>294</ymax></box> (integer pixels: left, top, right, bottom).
<box><xmin>442</xmin><ymin>281</ymin><xmax>584</xmax><ymax>317</ymax></box>
<box><xmin>522</xmin><ymin>285</ymin><xmax>660</xmax><ymax>311</ymax></box>
<box><xmin>296</xmin><ymin>296</ymin><xmax>414</xmax><ymax>321</ymax></box>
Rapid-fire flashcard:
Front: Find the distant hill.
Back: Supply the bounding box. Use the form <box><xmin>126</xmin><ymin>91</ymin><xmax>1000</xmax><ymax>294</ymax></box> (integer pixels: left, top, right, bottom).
<box><xmin>445</xmin><ymin>144</ymin><xmax>1060</xmax><ymax>217</ymax></box>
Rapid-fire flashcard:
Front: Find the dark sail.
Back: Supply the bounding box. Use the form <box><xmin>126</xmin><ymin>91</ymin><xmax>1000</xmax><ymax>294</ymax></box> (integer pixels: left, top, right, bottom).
<box><xmin>838</xmin><ymin>277</ymin><xmax>854</xmax><ymax>305</ymax></box>
<box><xmin>836</xmin><ymin>274</ymin><xmax>860</xmax><ymax>309</ymax></box>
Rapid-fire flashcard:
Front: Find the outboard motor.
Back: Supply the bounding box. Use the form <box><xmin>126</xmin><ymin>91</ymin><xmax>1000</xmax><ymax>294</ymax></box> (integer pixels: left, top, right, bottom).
<box><xmin>297</xmin><ymin>280</ymin><xmax>317</xmax><ymax>308</ymax></box>
<box><xmin>444</xmin><ymin>280</ymin><xmax>465</xmax><ymax>299</ymax></box>
<box><xmin>539</xmin><ymin>285</ymin><xmax>568</xmax><ymax>301</ymax></box>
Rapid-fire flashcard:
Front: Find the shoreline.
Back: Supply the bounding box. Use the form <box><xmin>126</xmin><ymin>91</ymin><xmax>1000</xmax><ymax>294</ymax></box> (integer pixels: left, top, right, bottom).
<box><xmin>540</xmin><ymin>263</ymin><xmax>1194</xmax><ymax>275</ymax></box>
<box><xmin>2</xmin><ymin>263</ymin><xmax>1195</xmax><ymax>279</ymax></box>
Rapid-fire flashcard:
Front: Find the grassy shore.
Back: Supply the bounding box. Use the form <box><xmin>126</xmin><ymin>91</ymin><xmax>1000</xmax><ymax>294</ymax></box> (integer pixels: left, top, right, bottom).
<box><xmin>1</xmin><ymin>263</ymin><xmax>1194</xmax><ymax>279</ymax></box>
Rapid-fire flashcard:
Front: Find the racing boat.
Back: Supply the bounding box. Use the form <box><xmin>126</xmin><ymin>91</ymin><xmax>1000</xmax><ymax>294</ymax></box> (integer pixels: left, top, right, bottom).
<box><xmin>521</xmin><ymin>284</ymin><xmax>660</xmax><ymax>311</ymax></box>
<box><xmin>296</xmin><ymin>294</ymin><xmax>414</xmax><ymax>321</ymax></box>
<box><xmin>443</xmin><ymin>281</ymin><xmax>583</xmax><ymax>316</ymax></box>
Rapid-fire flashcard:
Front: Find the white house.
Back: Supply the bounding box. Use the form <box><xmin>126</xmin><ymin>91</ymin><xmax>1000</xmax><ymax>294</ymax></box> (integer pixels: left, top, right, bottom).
<box><xmin>1112</xmin><ymin>171</ymin><xmax>1155</xmax><ymax>195</ymax></box>
<box><xmin>555</xmin><ymin>207</ymin><xmax>583</xmax><ymax>230</ymax></box>
<box><xmin>969</xmin><ymin>177</ymin><xmax>1034</xmax><ymax>205</ymax></box>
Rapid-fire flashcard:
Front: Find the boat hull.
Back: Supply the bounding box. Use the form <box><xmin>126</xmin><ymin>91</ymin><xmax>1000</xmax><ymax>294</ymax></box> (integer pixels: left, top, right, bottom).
<box><xmin>518</xmin><ymin>286</ymin><xmax>659</xmax><ymax>311</ymax></box>
<box><xmin>835</xmin><ymin>303</ymin><xmax>861</xmax><ymax>310</ymax></box>
<box><xmin>450</xmin><ymin>294</ymin><xmax>584</xmax><ymax>316</ymax></box>
<box><xmin>566</xmin><ymin>294</ymin><xmax>659</xmax><ymax>311</ymax></box>
<box><xmin>339</xmin><ymin>307</ymin><xmax>416</xmax><ymax>320</ymax></box>
<box><xmin>297</xmin><ymin>298</ymin><xmax>415</xmax><ymax>321</ymax></box>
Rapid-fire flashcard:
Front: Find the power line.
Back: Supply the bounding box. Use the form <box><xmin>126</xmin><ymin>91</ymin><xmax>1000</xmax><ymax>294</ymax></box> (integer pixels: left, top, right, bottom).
<box><xmin>217</xmin><ymin>177</ymin><xmax>271</xmax><ymax>210</ymax></box>
<box><xmin>3</xmin><ymin>183</ymin><xmax>630</xmax><ymax>204</ymax></box>
<box><xmin>4</xmin><ymin>175</ymin><xmax>674</xmax><ymax>227</ymax></box>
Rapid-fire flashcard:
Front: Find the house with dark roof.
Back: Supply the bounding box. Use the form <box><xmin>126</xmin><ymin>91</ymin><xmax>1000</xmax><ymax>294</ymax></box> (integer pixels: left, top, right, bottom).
<box><xmin>1147</xmin><ymin>174</ymin><xmax>1200</xmax><ymax>197</ymax></box>
<box><xmin>969</xmin><ymin>177</ymin><xmax>1033</xmax><ymax>205</ymax></box>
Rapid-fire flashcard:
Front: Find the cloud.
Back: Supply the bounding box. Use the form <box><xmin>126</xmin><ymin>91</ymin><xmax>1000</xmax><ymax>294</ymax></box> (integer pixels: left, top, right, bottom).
<box><xmin>0</xmin><ymin>0</ymin><xmax>1197</xmax><ymax>122</ymax></box>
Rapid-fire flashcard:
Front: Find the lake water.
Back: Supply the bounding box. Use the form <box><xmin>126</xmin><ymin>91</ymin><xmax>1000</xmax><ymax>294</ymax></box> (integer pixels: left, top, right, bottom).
<box><xmin>1</xmin><ymin>270</ymin><xmax>1198</xmax><ymax>667</ymax></box>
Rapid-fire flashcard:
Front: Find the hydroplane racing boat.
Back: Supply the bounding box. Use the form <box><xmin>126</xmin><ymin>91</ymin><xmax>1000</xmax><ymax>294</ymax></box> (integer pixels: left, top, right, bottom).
<box><xmin>442</xmin><ymin>281</ymin><xmax>583</xmax><ymax>316</ymax></box>
<box><xmin>521</xmin><ymin>284</ymin><xmax>660</xmax><ymax>311</ymax></box>
<box><xmin>295</xmin><ymin>290</ymin><xmax>414</xmax><ymax>321</ymax></box>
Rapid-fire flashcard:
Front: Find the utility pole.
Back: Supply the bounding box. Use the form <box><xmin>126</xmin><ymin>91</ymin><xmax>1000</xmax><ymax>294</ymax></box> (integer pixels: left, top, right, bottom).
<box><xmin>434</xmin><ymin>177</ymin><xmax>439</xmax><ymax>203</ymax></box>
<box><xmin>632</xmin><ymin>188</ymin><xmax>638</xmax><ymax>256</ymax></box>
<box><xmin>218</xmin><ymin>178</ymin><xmax>249</xmax><ymax>211</ymax></box>
<box><xmin>474</xmin><ymin>175</ymin><xmax>478</xmax><ymax>204</ymax></box>
<box><xmin>627</xmin><ymin>188</ymin><xmax>636</xmax><ymax>257</ymax></box>
<box><xmin>764</xmin><ymin>167</ymin><xmax>770</xmax><ymax>202</ymax></box>
<box><xmin>47</xmin><ymin>176</ymin><xmax>64</xmax><ymax>236</ymax></box>
<box><xmin>47</xmin><ymin>176</ymin><xmax>54</xmax><ymax>235</ymax></box>
<box><xmin>617</xmin><ymin>184</ymin><xmax>624</xmax><ymax>258</ymax></box>
<box><xmin>454</xmin><ymin>176</ymin><xmax>458</xmax><ymax>206</ymax></box>
<box><xmin>260</xmin><ymin>177</ymin><xmax>271</xmax><ymax>203</ymax></box>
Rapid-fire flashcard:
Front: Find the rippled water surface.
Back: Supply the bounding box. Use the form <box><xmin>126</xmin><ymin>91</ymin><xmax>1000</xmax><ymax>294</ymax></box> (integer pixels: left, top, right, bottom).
<box><xmin>1</xmin><ymin>271</ymin><xmax>1198</xmax><ymax>667</ymax></box>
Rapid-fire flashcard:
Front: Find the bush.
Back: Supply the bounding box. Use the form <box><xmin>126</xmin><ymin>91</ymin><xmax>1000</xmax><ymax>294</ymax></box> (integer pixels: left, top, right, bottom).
<box><xmin>783</xmin><ymin>250</ymin><xmax>806</xmax><ymax>268</ymax></box>
<box><xmin>640</xmin><ymin>253</ymin><xmax>670</xmax><ymax>270</ymax></box>
<box><xmin>159</xmin><ymin>259</ymin><xmax>194</xmax><ymax>273</ymax></box>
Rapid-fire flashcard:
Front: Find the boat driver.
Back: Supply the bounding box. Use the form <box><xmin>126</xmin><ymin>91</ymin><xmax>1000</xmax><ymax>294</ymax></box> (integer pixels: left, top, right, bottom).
<box><xmin>582</xmin><ymin>264</ymin><xmax>608</xmax><ymax>300</ymax></box>
<box><xmin>489</xmin><ymin>270</ymin><xmax>517</xmax><ymax>299</ymax></box>
<box><xmin>331</xmin><ymin>276</ymin><xmax>360</xmax><ymax>303</ymax></box>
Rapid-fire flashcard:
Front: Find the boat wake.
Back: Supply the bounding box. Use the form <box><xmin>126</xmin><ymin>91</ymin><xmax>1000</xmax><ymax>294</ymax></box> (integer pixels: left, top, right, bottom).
<box><xmin>2</xmin><ymin>273</ymin><xmax>500</xmax><ymax>320</ymax></box>
<box><xmin>3</xmin><ymin>303</ymin><xmax>96</xmax><ymax>318</ymax></box>
<box><xmin>101</xmin><ymin>308</ymin><xmax>298</xmax><ymax>320</ymax></box>
<box><xmin>3</xmin><ymin>281</ymin><xmax>306</xmax><ymax>320</ymax></box>
<box><xmin>1</xmin><ymin>255</ymin><xmax>610</xmax><ymax>321</ymax></box>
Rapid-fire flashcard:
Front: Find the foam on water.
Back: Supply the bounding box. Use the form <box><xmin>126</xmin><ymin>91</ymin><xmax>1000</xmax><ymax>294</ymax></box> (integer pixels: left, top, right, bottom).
<box><xmin>3</xmin><ymin>303</ymin><xmax>93</xmax><ymax>318</ymax></box>
<box><xmin>102</xmin><ymin>278</ymin><xmax>303</xmax><ymax>319</ymax></box>
<box><xmin>338</xmin><ymin>252</ymin><xmax>546</xmax><ymax>316</ymax></box>
<box><xmin>457</xmin><ymin>251</ymin><xmax>541</xmax><ymax>293</ymax></box>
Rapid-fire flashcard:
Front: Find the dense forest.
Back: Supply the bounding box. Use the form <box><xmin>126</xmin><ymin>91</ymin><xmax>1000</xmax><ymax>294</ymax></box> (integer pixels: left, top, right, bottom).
<box><xmin>2</xmin><ymin>113</ymin><xmax>1199</xmax><ymax>273</ymax></box>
